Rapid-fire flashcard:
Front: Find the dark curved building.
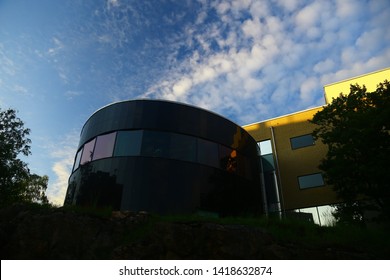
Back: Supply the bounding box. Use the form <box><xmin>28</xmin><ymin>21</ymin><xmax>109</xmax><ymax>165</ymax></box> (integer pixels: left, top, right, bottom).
<box><xmin>65</xmin><ymin>100</ymin><xmax>263</xmax><ymax>216</ymax></box>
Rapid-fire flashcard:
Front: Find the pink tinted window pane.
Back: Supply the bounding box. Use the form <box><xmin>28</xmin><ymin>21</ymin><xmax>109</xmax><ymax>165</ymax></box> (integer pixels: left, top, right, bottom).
<box><xmin>93</xmin><ymin>132</ymin><xmax>116</xmax><ymax>160</ymax></box>
<box><xmin>80</xmin><ymin>138</ymin><xmax>96</xmax><ymax>165</ymax></box>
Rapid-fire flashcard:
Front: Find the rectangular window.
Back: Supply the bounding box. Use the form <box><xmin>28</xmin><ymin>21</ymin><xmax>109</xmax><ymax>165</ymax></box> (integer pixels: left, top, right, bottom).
<box><xmin>290</xmin><ymin>134</ymin><xmax>315</xmax><ymax>150</ymax></box>
<box><xmin>258</xmin><ymin>140</ymin><xmax>272</xmax><ymax>155</ymax></box>
<box><xmin>197</xmin><ymin>138</ymin><xmax>219</xmax><ymax>168</ymax></box>
<box><xmin>93</xmin><ymin>132</ymin><xmax>116</xmax><ymax>160</ymax></box>
<box><xmin>298</xmin><ymin>173</ymin><xmax>324</xmax><ymax>189</ymax></box>
<box><xmin>261</xmin><ymin>154</ymin><xmax>275</xmax><ymax>172</ymax></box>
<box><xmin>169</xmin><ymin>133</ymin><xmax>197</xmax><ymax>162</ymax></box>
<box><xmin>80</xmin><ymin>138</ymin><xmax>96</xmax><ymax>165</ymax></box>
<box><xmin>141</xmin><ymin>130</ymin><xmax>170</xmax><ymax>157</ymax></box>
<box><xmin>114</xmin><ymin>130</ymin><xmax>142</xmax><ymax>157</ymax></box>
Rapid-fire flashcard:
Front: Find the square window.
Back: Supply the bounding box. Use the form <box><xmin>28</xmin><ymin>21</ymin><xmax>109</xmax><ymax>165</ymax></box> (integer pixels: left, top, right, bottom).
<box><xmin>93</xmin><ymin>132</ymin><xmax>116</xmax><ymax>160</ymax></box>
<box><xmin>114</xmin><ymin>130</ymin><xmax>143</xmax><ymax>156</ymax></box>
<box><xmin>258</xmin><ymin>140</ymin><xmax>272</xmax><ymax>155</ymax></box>
<box><xmin>169</xmin><ymin>133</ymin><xmax>197</xmax><ymax>162</ymax></box>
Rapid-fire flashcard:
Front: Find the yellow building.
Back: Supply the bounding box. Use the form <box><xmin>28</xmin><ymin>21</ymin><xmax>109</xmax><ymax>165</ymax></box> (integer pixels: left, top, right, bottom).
<box><xmin>324</xmin><ymin>68</ymin><xmax>390</xmax><ymax>104</ymax></box>
<box><xmin>243</xmin><ymin>67</ymin><xmax>389</xmax><ymax>222</ymax></box>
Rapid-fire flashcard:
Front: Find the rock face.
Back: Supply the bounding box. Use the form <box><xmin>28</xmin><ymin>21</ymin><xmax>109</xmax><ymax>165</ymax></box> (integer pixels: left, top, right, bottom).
<box><xmin>0</xmin><ymin>204</ymin><xmax>373</xmax><ymax>259</ymax></box>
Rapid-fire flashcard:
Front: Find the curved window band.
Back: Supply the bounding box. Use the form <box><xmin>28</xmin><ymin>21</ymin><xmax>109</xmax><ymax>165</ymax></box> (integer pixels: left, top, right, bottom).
<box><xmin>72</xmin><ymin>129</ymin><xmax>253</xmax><ymax>179</ymax></box>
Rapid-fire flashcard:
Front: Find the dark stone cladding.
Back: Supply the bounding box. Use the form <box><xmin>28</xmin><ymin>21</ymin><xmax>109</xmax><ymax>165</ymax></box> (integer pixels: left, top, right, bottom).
<box><xmin>66</xmin><ymin>99</ymin><xmax>263</xmax><ymax>216</ymax></box>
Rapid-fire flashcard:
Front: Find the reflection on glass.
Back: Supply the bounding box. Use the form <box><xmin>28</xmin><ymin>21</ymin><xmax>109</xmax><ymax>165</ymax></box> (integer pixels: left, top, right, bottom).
<box><xmin>236</xmin><ymin>153</ymin><xmax>251</xmax><ymax>179</ymax></box>
<box><xmin>73</xmin><ymin>148</ymin><xmax>83</xmax><ymax>172</ymax></box>
<box><xmin>93</xmin><ymin>132</ymin><xmax>116</xmax><ymax>160</ymax></box>
<box><xmin>197</xmin><ymin>138</ymin><xmax>219</xmax><ymax>168</ymax></box>
<box><xmin>219</xmin><ymin>145</ymin><xmax>236</xmax><ymax>173</ymax></box>
<box><xmin>169</xmin><ymin>133</ymin><xmax>197</xmax><ymax>161</ymax></box>
<box><xmin>80</xmin><ymin>138</ymin><xmax>96</xmax><ymax>165</ymax></box>
<box><xmin>73</xmin><ymin>129</ymin><xmax>255</xmax><ymax>183</ymax></box>
<box><xmin>141</xmin><ymin>130</ymin><xmax>170</xmax><ymax>157</ymax></box>
<box><xmin>114</xmin><ymin>130</ymin><xmax>143</xmax><ymax>156</ymax></box>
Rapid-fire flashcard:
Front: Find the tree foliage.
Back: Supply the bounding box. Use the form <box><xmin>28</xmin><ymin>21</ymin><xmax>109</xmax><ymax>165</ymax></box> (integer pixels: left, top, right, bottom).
<box><xmin>0</xmin><ymin>108</ymin><xmax>48</xmax><ymax>206</ymax></box>
<box><xmin>311</xmin><ymin>81</ymin><xmax>390</xmax><ymax>222</ymax></box>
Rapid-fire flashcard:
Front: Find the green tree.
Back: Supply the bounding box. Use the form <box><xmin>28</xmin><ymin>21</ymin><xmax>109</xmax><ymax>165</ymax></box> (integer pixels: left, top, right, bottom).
<box><xmin>311</xmin><ymin>81</ymin><xmax>390</xmax><ymax>222</ymax></box>
<box><xmin>0</xmin><ymin>108</ymin><xmax>49</xmax><ymax>206</ymax></box>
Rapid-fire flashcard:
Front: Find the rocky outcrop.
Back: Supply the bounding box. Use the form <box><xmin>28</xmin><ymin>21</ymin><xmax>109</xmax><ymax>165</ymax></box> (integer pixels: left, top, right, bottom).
<box><xmin>0</xmin><ymin>204</ymin><xmax>375</xmax><ymax>259</ymax></box>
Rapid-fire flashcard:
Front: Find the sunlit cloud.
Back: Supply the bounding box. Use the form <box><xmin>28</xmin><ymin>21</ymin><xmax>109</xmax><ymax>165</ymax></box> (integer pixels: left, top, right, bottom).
<box><xmin>46</xmin><ymin>131</ymin><xmax>79</xmax><ymax>206</ymax></box>
<box><xmin>140</xmin><ymin>0</ymin><xmax>390</xmax><ymax>123</ymax></box>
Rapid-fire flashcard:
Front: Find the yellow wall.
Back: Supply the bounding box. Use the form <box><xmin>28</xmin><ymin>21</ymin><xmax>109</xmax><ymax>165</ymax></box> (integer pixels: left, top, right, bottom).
<box><xmin>243</xmin><ymin>67</ymin><xmax>389</xmax><ymax>211</ymax></box>
<box><xmin>244</xmin><ymin>107</ymin><xmax>340</xmax><ymax>210</ymax></box>
<box><xmin>324</xmin><ymin>67</ymin><xmax>390</xmax><ymax>103</ymax></box>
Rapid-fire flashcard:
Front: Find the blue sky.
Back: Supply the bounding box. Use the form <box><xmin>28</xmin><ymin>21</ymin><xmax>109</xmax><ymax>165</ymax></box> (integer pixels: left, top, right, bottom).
<box><xmin>1</xmin><ymin>0</ymin><xmax>389</xmax><ymax>205</ymax></box>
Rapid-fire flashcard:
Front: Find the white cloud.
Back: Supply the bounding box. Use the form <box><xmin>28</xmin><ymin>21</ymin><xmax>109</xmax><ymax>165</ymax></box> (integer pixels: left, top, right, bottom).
<box><xmin>314</xmin><ymin>59</ymin><xmax>335</xmax><ymax>74</ymax></box>
<box><xmin>295</xmin><ymin>2</ymin><xmax>321</xmax><ymax>30</ymax></box>
<box><xmin>46</xmin><ymin>131</ymin><xmax>79</xmax><ymax>206</ymax></box>
<box><xmin>0</xmin><ymin>44</ymin><xmax>17</xmax><ymax>76</ymax></box>
<box><xmin>139</xmin><ymin>0</ymin><xmax>389</xmax><ymax>124</ymax></box>
<box><xmin>300</xmin><ymin>77</ymin><xmax>318</xmax><ymax>105</ymax></box>
<box><xmin>242</xmin><ymin>18</ymin><xmax>263</xmax><ymax>40</ymax></box>
<box><xmin>107</xmin><ymin>0</ymin><xmax>120</xmax><ymax>10</ymax></box>
<box><xmin>249</xmin><ymin>1</ymin><xmax>270</xmax><ymax>18</ymax></box>
<box><xmin>274</xmin><ymin>0</ymin><xmax>301</xmax><ymax>12</ymax></box>
<box><xmin>335</xmin><ymin>0</ymin><xmax>362</xmax><ymax>18</ymax></box>
<box><xmin>47</xmin><ymin>37</ymin><xmax>64</xmax><ymax>56</ymax></box>
<box><xmin>12</xmin><ymin>84</ymin><xmax>28</xmax><ymax>95</ymax></box>
<box><xmin>64</xmin><ymin>90</ymin><xmax>83</xmax><ymax>100</ymax></box>
<box><xmin>172</xmin><ymin>77</ymin><xmax>192</xmax><ymax>99</ymax></box>
<box><xmin>215</xmin><ymin>1</ymin><xmax>230</xmax><ymax>14</ymax></box>
<box><xmin>356</xmin><ymin>28</ymin><xmax>383</xmax><ymax>53</ymax></box>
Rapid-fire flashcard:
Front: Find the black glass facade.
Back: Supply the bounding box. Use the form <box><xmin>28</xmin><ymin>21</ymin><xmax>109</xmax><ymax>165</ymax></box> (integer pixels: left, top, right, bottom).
<box><xmin>65</xmin><ymin>100</ymin><xmax>263</xmax><ymax>216</ymax></box>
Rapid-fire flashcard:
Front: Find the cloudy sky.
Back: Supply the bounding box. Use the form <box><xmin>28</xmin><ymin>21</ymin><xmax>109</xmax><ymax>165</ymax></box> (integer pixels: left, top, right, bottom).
<box><xmin>1</xmin><ymin>0</ymin><xmax>389</xmax><ymax>205</ymax></box>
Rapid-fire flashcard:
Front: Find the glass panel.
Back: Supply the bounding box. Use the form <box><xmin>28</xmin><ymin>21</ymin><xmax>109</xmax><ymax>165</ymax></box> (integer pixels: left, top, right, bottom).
<box><xmin>197</xmin><ymin>138</ymin><xmax>219</xmax><ymax>168</ymax></box>
<box><xmin>236</xmin><ymin>153</ymin><xmax>251</xmax><ymax>179</ymax></box>
<box><xmin>141</xmin><ymin>130</ymin><xmax>170</xmax><ymax>157</ymax></box>
<box><xmin>219</xmin><ymin>145</ymin><xmax>237</xmax><ymax>173</ymax></box>
<box><xmin>169</xmin><ymin>133</ymin><xmax>197</xmax><ymax>162</ymax></box>
<box><xmin>114</xmin><ymin>130</ymin><xmax>143</xmax><ymax>156</ymax></box>
<box><xmin>93</xmin><ymin>132</ymin><xmax>116</xmax><ymax>160</ymax></box>
<box><xmin>72</xmin><ymin>148</ymin><xmax>83</xmax><ymax>172</ymax></box>
<box><xmin>290</xmin><ymin>134</ymin><xmax>315</xmax><ymax>149</ymax></box>
<box><xmin>258</xmin><ymin>140</ymin><xmax>272</xmax><ymax>155</ymax></box>
<box><xmin>261</xmin><ymin>154</ymin><xmax>275</xmax><ymax>172</ymax></box>
<box><xmin>80</xmin><ymin>138</ymin><xmax>96</xmax><ymax>165</ymax></box>
<box><xmin>298</xmin><ymin>173</ymin><xmax>324</xmax><ymax>189</ymax></box>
